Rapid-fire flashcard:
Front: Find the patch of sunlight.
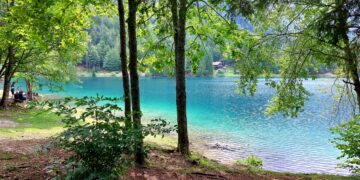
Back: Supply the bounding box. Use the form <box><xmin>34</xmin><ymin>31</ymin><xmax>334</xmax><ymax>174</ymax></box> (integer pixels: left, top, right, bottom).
<box><xmin>144</xmin><ymin>135</ymin><xmax>177</xmax><ymax>149</ymax></box>
<box><xmin>0</xmin><ymin>126</ymin><xmax>64</xmax><ymax>139</ymax></box>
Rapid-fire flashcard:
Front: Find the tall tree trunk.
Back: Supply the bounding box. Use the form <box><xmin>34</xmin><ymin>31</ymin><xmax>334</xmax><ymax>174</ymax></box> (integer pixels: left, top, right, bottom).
<box><xmin>170</xmin><ymin>0</ymin><xmax>190</xmax><ymax>156</ymax></box>
<box><xmin>118</xmin><ymin>0</ymin><xmax>132</xmax><ymax>127</ymax></box>
<box><xmin>344</xmin><ymin>45</ymin><xmax>360</xmax><ymax>112</ymax></box>
<box><xmin>1</xmin><ymin>46</ymin><xmax>14</xmax><ymax>109</ymax></box>
<box><xmin>337</xmin><ymin>3</ymin><xmax>360</xmax><ymax>112</ymax></box>
<box><xmin>128</xmin><ymin>0</ymin><xmax>144</xmax><ymax>166</ymax></box>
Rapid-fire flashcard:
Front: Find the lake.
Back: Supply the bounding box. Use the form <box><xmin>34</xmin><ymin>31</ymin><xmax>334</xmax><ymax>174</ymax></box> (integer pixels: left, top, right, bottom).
<box><xmin>38</xmin><ymin>77</ymin><xmax>352</xmax><ymax>175</ymax></box>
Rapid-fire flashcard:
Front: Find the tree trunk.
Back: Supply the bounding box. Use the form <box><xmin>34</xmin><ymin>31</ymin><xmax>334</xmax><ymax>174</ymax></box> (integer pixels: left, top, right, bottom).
<box><xmin>170</xmin><ymin>0</ymin><xmax>190</xmax><ymax>156</ymax></box>
<box><xmin>26</xmin><ymin>79</ymin><xmax>33</xmax><ymax>101</ymax></box>
<box><xmin>344</xmin><ymin>45</ymin><xmax>360</xmax><ymax>112</ymax></box>
<box><xmin>0</xmin><ymin>46</ymin><xmax>14</xmax><ymax>109</ymax></box>
<box><xmin>128</xmin><ymin>0</ymin><xmax>144</xmax><ymax>166</ymax></box>
<box><xmin>118</xmin><ymin>0</ymin><xmax>132</xmax><ymax>127</ymax></box>
<box><xmin>337</xmin><ymin>3</ymin><xmax>360</xmax><ymax>112</ymax></box>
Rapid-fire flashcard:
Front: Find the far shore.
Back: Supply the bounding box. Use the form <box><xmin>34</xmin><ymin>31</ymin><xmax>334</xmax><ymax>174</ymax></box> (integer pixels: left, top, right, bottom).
<box><xmin>76</xmin><ymin>69</ymin><xmax>338</xmax><ymax>79</ymax></box>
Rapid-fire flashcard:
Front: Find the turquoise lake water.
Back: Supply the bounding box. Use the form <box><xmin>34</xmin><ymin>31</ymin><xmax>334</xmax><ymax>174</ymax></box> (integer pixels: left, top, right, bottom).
<box><xmin>37</xmin><ymin>77</ymin><xmax>352</xmax><ymax>175</ymax></box>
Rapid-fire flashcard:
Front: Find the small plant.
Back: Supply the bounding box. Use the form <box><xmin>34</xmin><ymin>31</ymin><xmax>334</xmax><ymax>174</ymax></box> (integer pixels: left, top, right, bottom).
<box><xmin>236</xmin><ymin>155</ymin><xmax>263</xmax><ymax>170</ymax></box>
<box><xmin>187</xmin><ymin>153</ymin><xmax>230</xmax><ymax>171</ymax></box>
<box><xmin>331</xmin><ymin>115</ymin><xmax>360</xmax><ymax>174</ymax></box>
<box><xmin>32</xmin><ymin>95</ymin><xmax>174</xmax><ymax>179</ymax></box>
<box><xmin>217</xmin><ymin>70</ymin><xmax>225</xmax><ymax>76</ymax></box>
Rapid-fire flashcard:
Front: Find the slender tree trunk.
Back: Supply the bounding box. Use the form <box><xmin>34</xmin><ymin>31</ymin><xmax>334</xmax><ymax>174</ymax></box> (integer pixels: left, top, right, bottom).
<box><xmin>170</xmin><ymin>0</ymin><xmax>190</xmax><ymax>156</ymax></box>
<box><xmin>118</xmin><ymin>0</ymin><xmax>132</xmax><ymax>127</ymax></box>
<box><xmin>26</xmin><ymin>79</ymin><xmax>33</xmax><ymax>101</ymax></box>
<box><xmin>128</xmin><ymin>0</ymin><xmax>144</xmax><ymax>166</ymax></box>
<box><xmin>1</xmin><ymin>46</ymin><xmax>14</xmax><ymax>109</ymax></box>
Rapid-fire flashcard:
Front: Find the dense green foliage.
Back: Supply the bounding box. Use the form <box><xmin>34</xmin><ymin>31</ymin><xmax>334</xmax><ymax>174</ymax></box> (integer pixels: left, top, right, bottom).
<box><xmin>32</xmin><ymin>95</ymin><xmax>174</xmax><ymax>179</ymax></box>
<box><xmin>81</xmin><ymin>16</ymin><xmax>120</xmax><ymax>71</ymax></box>
<box><xmin>0</xmin><ymin>0</ymin><xmax>115</xmax><ymax>107</ymax></box>
<box><xmin>332</xmin><ymin>115</ymin><xmax>360</xmax><ymax>174</ymax></box>
<box><xmin>236</xmin><ymin>155</ymin><xmax>263</xmax><ymax>170</ymax></box>
<box><xmin>80</xmin><ymin>13</ymin><xmax>230</xmax><ymax>76</ymax></box>
<box><xmin>223</xmin><ymin>0</ymin><xmax>360</xmax><ymax>117</ymax></box>
<box><xmin>104</xmin><ymin>48</ymin><xmax>121</xmax><ymax>71</ymax></box>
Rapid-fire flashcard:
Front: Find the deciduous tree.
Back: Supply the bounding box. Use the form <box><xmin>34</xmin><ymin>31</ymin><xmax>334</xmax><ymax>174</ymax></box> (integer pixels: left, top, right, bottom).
<box><xmin>117</xmin><ymin>0</ymin><xmax>132</xmax><ymax>126</ymax></box>
<box><xmin>128</xmin><ymin>0</ymin><xmax>144</xmax><ymax>165</ymax></box>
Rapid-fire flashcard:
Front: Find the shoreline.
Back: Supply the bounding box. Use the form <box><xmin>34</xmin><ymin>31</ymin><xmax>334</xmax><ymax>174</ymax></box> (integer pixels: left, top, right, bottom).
<box><xmin>75</xmin><ymin>70</ymin><xmax>337</xmax><ymax>79</ymax></box>
<box><xmin>0</xmin><ymin>82</ymin><xmax>352</xmax><ymax>177</ymax></box>
<box><xmin>0</xmin><ymin>107</ymin><xmax>353</xmax><ymax>178</ymax></box>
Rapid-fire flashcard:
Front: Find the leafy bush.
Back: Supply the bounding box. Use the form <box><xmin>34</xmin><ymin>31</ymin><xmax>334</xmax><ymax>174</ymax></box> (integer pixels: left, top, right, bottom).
<box><xmin>331</xmin><ymin>115</ymin><xmax>360</xmax><ymax>174</ymax></box>
<box><xmin>32</xmin><ymin>95</ymin><xmax>174</xmax><ymax>179</ymax></box>
<box><xmin>236</xmin><ymin>155</ymin><xmax>263</xmax><ymax>170</ymax></box>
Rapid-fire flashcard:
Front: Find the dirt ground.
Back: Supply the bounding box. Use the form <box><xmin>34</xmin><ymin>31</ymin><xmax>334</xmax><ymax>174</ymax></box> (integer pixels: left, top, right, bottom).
<box><xmin>0</xmin><ymin>120</ymin><xmax>19</xmax><ymax>128</ymax></box>
<box><xmin>0</xmin><ymin>139</ymin><xmax>311</xmax><ymax>180</ymax></box>
<box><xmin>0</xmin><ymin>139</ymin><xmax>70</xmax><ymax>179</ymax></box>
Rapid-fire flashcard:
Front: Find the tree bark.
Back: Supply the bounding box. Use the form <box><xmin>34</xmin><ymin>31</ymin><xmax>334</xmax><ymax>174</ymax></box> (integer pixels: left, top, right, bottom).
<box><xmin>0</xmin><ymin>46</ymin><xmax>14</xmax><ymax>109</ymax></box>
<box><xmin>170</xmin><ymin>0</ymin><xmax>190</xmax><ymax>156</ymax></box>
<box><xmin>25</xmin><ymin>79</ymin><xmax>33</xmax><ymax>101</ymax></box>
<box><xmin>344</xmin><ymin>45</ymin><xmax>360</xmax><ymax>112</ymax></box>
<box><xmin>337</xmin><ymin>2</ymin><xmax>360</xmax><ymax>112</ymax></box>
<box><xmin>118</xmin><ymin>0</ymin><xmax>132</xmax><ymax>127</ymax></box>
<box><xmin>128</xmin><ymin>0</ymin><xmax>144</xmax><ymax>166</ymax></box>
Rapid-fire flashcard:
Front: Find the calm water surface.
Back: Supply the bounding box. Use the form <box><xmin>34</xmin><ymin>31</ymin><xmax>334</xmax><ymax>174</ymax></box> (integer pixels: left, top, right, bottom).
<box><xmin>39</xmin><ymin>77</ymin><xmax>351</xmax><ymax>175</ymax></box>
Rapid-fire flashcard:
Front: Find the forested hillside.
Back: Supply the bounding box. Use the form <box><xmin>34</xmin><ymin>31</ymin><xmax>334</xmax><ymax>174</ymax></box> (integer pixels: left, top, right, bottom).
<box><xmin>80</xmin><ymin>16</ymin><xmax>121</xmax><ymax>72</ymax></box>
<box><xmin>80</xmin><ymin>15</ymin><xmax>335</xmax><ymax>77</ymax></box>
<box><xmin>79</xmin><ymin>15</ymin><xmax>230</xmax><ymax>76</ymax></box>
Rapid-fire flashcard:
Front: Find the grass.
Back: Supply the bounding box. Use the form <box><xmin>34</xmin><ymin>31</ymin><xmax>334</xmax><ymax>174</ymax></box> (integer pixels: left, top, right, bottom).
<box><xmin>144</xmin><ymin>135</ymin><xmax>177</xmax><ymax>149</ymax></box>
<box><xmin>187</xmin><ymin>153</ymin><xmax>234</xmax><ymax>172</ymax></box>
<box><xmin>0</xmin><ymin>108</ymin><xmax>64</xmax><ymax>139</ymax></box>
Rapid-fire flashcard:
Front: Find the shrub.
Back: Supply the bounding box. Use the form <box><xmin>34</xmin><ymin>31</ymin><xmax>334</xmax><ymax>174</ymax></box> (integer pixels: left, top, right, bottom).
<box><xmin>331</xmin><ymin>115</ymin><xmax>360</xmax><ymax>174</ymax></box>
<box><xmin>236</xmin><ymin>155</ymin><xmax>263</xmax><ymax>170</ymax></box>
<box><xmin>32</xmin><ymin>95</ymin><xmax>174</xmax><ymax>179</ymax></box>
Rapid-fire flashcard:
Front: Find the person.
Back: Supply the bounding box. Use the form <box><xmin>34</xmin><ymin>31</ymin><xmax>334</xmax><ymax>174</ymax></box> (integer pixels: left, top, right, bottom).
<box><xmin>14</xmin><ymin>90</ymin><xmax>27</xmax><ymax>102</ymax></box>
<box><xmin>18</xmin><ymin>90</ymin><xmax>27</xmax><ymax>101</ymax></box>
<box><xmin>10</xmin><ymin>82</ymin><xmax>15</xmax><ymax>98</ymax></box>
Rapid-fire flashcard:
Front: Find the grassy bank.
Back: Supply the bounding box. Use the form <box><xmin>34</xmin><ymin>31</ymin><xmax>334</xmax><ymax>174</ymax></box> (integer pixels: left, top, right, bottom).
<box><xmin>0</xmin><ymin>108</ymin><xmax>64</xmax><ymax>139</ymax></box>
<box><xmin>0</xmin><ymin>108</ymin><xmax>355</xmax><ymax>179</ymax></box>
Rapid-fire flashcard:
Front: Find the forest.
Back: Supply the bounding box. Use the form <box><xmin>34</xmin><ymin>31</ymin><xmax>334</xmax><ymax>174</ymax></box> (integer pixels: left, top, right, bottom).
<box><xmin>0</xmin><ymin>0</ymin><xmax>359</xmax><ymax>179</ymax></box>
<box><xmin>80</xmin><ymin>15</ymin><xmax>225</xmax><ymax>76</ymax></box>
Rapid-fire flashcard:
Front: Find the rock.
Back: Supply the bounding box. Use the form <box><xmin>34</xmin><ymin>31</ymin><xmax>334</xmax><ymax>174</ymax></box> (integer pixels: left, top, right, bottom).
<box><xmin>206</xmin><ymin>143</ymin><xmax>236</xmax><ymax>152</ymax></box>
